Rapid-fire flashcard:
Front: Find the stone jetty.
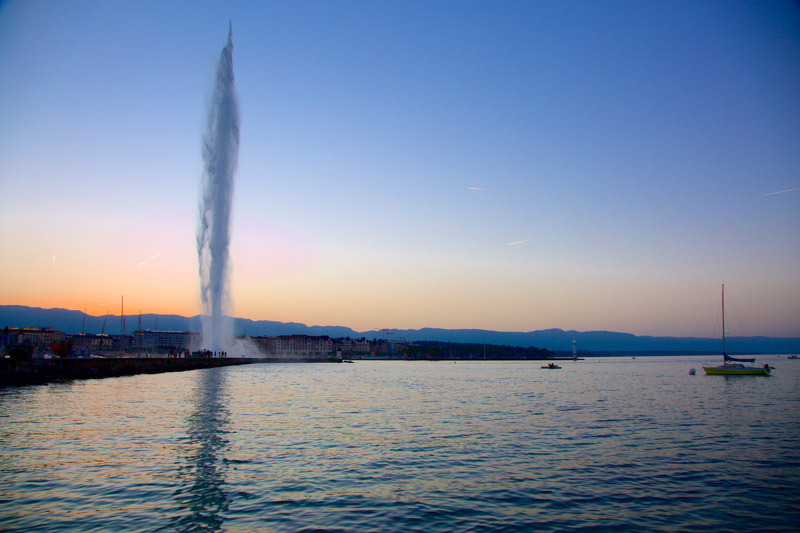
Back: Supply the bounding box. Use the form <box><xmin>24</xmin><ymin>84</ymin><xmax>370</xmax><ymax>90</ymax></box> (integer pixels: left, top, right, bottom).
<box><xmin>0</xmin><ymin>356</ymin><xmax>339</xmax><ymax>387</ymax></box>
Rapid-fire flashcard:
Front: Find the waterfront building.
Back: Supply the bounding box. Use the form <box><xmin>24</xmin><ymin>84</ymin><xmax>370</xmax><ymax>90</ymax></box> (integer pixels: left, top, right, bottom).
<box><xmin>1</xmin><ymin>327</ymin><xmax>66</xmax><ymax>353</ymax></box>
<box><xmin>253</xmin><ymin>335</ymin><xmax>333</xmax><ymax>355</ymax></box>
<box><xmin>252</xmin><ymin>336</ymin><xmax>276</xmax><ymax>355</ymax></box>
<box><xmin>334</xmin><ymin>338</ymin><xmax>353</xmax><ymax>355</ymax></box>
<box><xmin>68</xmin><ymin>333</ymin><xmax>114</xmax><ymax>354</ymax></box>
<box><xmin>130</xmin><ymin>330</ymin><xmax>201</xmax><ymax>354</ymax></box>
<box><xmin>353</xmin><ymin>339</ymin><xmax>370</xmax><ymax>354</ymax></box>
<box><xmin>275</xmin><ymin>335</ymin><xmax>332</xmax><ymax>355</ymax></box>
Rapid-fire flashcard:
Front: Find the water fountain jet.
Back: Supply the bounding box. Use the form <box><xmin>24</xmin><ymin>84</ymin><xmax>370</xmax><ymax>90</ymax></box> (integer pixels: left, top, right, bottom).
<box><xmin>197</xmin><ymin>22</ymin><xmax>239</xmax><ymax>353</ymax></box>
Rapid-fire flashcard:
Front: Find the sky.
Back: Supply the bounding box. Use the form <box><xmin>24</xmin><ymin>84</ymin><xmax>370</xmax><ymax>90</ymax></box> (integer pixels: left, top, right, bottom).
<box><xmin>1</xmin><ymin>0</ymin><xmax>799</xmax><ymax>338</ymax></box>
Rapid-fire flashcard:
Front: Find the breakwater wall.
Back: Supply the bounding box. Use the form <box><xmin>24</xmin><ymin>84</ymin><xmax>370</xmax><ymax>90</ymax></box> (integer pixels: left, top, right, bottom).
<box><xmin>0</xmin><ymin>356</ymin><xmax>338</xmax><ymax>387</ymax></box>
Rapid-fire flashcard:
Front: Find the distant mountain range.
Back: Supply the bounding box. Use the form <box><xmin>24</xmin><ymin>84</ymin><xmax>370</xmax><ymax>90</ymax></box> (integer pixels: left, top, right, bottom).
<box><xmin>2</xmin><ymin>305</ymin><xmax>798</xmax><ymax>354</ymax></box>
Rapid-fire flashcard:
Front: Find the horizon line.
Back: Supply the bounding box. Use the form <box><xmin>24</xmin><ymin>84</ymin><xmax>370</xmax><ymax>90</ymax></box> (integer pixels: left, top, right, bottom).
<box><xmin>2</xmin><ymin>303</ymin><xmax>799</xmax><ymax>339</ymax></box>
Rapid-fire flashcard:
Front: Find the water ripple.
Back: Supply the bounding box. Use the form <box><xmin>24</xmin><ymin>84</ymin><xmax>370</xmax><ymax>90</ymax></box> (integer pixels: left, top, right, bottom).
<box><xmin>1</xmin><ymin>357</ymin><xmax>799</xmax><ymax>531</ymax></box>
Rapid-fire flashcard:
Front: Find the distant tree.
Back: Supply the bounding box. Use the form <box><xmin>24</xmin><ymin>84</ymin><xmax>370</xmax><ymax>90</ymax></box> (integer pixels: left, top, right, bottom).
<box><xmin>403</xmin><ymin>346</ymin><xmax>421</xmax><ymax>359</ymax></box>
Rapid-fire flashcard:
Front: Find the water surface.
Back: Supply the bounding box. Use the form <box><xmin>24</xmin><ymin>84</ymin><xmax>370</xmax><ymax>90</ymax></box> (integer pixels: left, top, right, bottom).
<box><xmin>1</xmin><ymin>356</ymin><xmax>798</xmax><ymax>531</ymax></box>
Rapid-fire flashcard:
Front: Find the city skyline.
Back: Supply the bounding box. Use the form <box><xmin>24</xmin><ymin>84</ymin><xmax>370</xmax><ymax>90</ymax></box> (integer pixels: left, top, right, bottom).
<box><xmin>1</xmin><ymin>1</ymin><xmax>799</xmax><ymax>338</ymax></box>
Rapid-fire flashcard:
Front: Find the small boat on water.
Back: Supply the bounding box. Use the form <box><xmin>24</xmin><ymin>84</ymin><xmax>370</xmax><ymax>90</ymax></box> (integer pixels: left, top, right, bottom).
<box><xmin>703</xmin><ymin>284</ymin><xmax>771</xmax><ymax>376</ymax></box>
<box><xmin>788</xmin><ymin>355</ymin><xmax>798</xmax><ymax>360</ymax></box>
<box><xmin>542</xmin><ymin>362</ymin><xmax>561</xmax><ymax>369</ymax></box>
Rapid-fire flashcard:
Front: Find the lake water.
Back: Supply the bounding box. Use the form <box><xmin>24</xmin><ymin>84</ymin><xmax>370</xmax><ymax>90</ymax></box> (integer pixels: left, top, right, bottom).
<box><xmin>1</xmin><ymin>356</ymin><xmax>799</xmax><ymax>532</ymax></box>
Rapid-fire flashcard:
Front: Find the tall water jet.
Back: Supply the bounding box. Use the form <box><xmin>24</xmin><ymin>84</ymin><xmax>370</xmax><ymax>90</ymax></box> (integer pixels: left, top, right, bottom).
<box><xmin>197</xmin><ymin>22</ymin><xmax>239</xmax><ymax>352</ymax></box>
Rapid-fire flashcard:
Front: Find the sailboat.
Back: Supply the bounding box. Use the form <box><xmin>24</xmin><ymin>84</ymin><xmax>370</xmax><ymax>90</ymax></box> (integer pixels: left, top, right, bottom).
<box><xmin>703</xmin><ymin>284</ymin><xmax>771</xmax><ymax>376</ymax></box>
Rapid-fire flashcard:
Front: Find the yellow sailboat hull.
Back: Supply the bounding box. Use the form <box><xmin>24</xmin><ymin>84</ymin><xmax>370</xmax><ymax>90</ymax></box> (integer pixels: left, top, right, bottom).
<box><xmin>703</xmin><ymin>366</ymin><xmax>770</xmax><ymax>376</ymax></box>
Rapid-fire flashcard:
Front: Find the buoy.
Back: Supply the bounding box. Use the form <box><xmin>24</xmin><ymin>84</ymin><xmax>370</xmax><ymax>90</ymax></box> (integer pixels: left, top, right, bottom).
<box><xmin>689</xmin><ymin>368</ymin><xmax>696</xmax><ymax>375</ymax></box>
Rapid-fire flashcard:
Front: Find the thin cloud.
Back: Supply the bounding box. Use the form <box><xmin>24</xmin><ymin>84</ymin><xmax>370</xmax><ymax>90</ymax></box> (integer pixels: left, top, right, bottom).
<box><xmin>764</xmin><ymin>187</ymin><xmax>800</xmax><ymax>196</ymax></box>
<box><xmin>507</xmin><ymin>240</ymin><xmax>527</xmax><ymax>246</ymax></box>
<box><xmin>467</xmin><ymin>187</ymin><xmax>486</xmax><ymax>191</ymax></box>
<box><xmin>138</xmin><ymin>252</ymin><xmax>163</xmax><ymax>267</ymax></box>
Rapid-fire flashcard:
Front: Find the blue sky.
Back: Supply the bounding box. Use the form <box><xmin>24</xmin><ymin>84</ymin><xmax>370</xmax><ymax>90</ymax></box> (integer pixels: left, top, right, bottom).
<box><xmin>1</xmin><ymin>0</ymin><xmax>798</xmax><ymax>337</ymax></box>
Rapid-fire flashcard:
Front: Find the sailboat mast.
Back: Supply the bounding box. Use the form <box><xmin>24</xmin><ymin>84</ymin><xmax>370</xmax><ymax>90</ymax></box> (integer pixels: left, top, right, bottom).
<box><xmin>722</xmin><ymin>283</ymin><xmax>726</xmax><ymax>356</ymax></box>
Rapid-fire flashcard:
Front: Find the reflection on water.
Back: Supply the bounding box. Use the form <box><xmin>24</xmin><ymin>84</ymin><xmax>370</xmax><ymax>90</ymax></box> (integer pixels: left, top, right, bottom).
<box><xmin>167</xmin><ymin>368</ymin><xmax>230</xmax><ymax>532</ymax></box>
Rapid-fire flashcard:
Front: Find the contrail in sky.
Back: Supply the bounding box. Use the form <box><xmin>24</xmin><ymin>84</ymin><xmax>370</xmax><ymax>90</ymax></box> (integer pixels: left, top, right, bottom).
<box><xmin>138</xmin><ymin>252</ymin><xmax>163</xmax><ymax>267</ymax></box>
<box><xmin>507</xmin><ymin>240</ymin><xmax>527</xmax><ymax>246</ymax></box>
<box><xmin>52</xmin><ymin>253</ymin><xmax>55</xmax><ymax>271</ymax></box>
<box><xmin>467</xmin><ymin>187</ymin><xmax>486</xmax><ymax>191</ymax></box>
<box><xmin>764</xmin><ymin>187</ymin><xmax>800</xmax><ymax>196</ymax></box>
